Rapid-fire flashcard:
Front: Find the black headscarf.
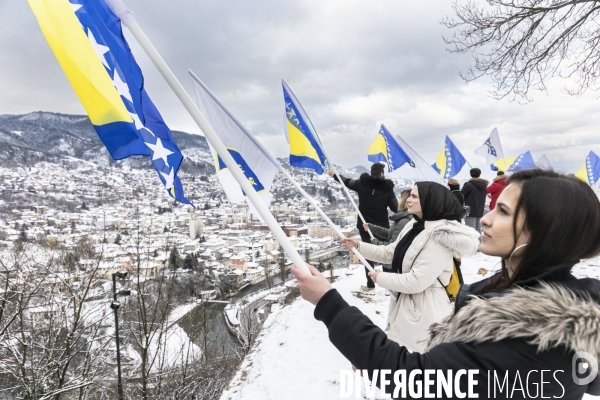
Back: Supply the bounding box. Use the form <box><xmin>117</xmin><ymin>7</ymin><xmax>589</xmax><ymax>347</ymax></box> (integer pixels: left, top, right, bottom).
<box><xmin>390</xmin><ymin>182</ymin><xmax>463</xmax><ymax>273</ymax></box>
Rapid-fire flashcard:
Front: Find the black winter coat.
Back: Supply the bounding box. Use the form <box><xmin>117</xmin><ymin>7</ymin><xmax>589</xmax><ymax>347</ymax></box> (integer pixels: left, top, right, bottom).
<box><xmin>460</xmin><ymin>178</ymin><xmax>489</xmax><ymax>218</ymax></box>
<box><xmin>334</xmin><ymin>173</ymin><xmax>398</xmax><ymax>233</ymax></box>
<box><xmin>314</xmin><ymin>265</ymin><xmax>600</xmax><ymax>399</ymax></box>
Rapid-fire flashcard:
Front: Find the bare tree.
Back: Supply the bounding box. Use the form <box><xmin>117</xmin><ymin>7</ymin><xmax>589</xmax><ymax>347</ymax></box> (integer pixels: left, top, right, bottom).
<box><xmin>237</xmin><ymin>300</ymin><xmax>262</xmax><ymax>350</ymax></box>
<box><xmin>0</xmin><ymin>210</ymin><xmax>244</xmax><ymax>399</ymax></box>
<box><xmin>443</xmin><ymin>0</ymin><xmax>600</xmax><ymax>101</ymax></box>
<box><xmin>0</xmin><ymin>242</ymin><xmax>112</xmax><ymax>400</ymax></box>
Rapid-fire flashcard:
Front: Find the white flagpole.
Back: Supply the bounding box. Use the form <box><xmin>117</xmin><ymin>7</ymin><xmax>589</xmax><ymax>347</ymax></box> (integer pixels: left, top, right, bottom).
<box><xmin>188</xmin><ymin>70</ymin><xmax>375</xmax><ymax>273</ymax></box>
<box><xmin>328</xmin><ymin>165</ymin><xmax>375</xmax><ymax>239</ymax></box>
<box><xmin>115</xmin><ymin>15</ymin><xmax>308</xmax><ymax>272</ymax></box>
<box><xmin>282</xmin><ymin>80</ymin><xmax>376</xmax><ymax>240</ymax></box>
<box><xmin>278</xmin><ymin>167</ymin><xmax>375</xmax><ymax>272</ymax></box>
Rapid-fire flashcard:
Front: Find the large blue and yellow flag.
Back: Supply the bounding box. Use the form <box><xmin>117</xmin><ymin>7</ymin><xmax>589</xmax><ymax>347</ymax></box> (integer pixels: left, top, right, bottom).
<box><xmin>432</xmin><ymin>136</ymin><xmax>467</xmax><ymax>180</ymax></box>
<box><xmin>575</xmin><ymin>151</ymin><xmax>600</xmax><ymax>186</ymax></box>
<box><xmin>28</xmin><ymin>0</ymin><xmax>191</xmax><ymax>205</ymax></box>
<box><xmin>368</xmin><ymin>125</ymin><xmax>415</xmax><ymax>172</ymax></box>
<box><xmin>282</xmin><ymin>80</ymin><xmax>327</xmax><ymax>174</ymax></box>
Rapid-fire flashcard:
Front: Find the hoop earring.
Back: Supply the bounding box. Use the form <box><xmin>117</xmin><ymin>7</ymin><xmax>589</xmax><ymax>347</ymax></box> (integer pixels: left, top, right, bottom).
<box><xmin>507</xmin><ymin>244</ymin><xmax>528</xmax><ymax>275</ymax></box>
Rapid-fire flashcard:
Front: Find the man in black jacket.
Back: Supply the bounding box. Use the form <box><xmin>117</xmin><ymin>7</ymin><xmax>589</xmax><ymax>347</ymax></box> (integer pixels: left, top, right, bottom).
<box><xmin>460</xmin><ymin>168</ymin><xmax>488</xmax><ymax>232</ymax></box>
<box><xmin>329</xmin><ymin>163</ymin><xmax>398</xmax><ymax>291</ymax></box>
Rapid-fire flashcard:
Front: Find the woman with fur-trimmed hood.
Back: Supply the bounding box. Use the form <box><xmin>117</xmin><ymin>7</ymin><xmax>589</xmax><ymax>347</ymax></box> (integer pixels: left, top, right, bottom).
<box><xmin>338</xmin><ymin>181</ymin><xmax>480</xmax><ymax>352</ymax></box>
<box><xmin>292</xmin><ymin>169</ymin><xmax>600</xmax><ymax>399</ymax></box>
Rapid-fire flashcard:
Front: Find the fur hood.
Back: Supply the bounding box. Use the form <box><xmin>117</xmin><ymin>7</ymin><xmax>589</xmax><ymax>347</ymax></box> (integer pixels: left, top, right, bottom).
<box><xmin>359</xmin><ymin>173</ymin><xmax>394</xmax><ymax>191</ymax></box>
<box><xmin>426</xmin><ymin>220</ymin><xmax>481</xmax><ymax>259</ymax></box>
<box><xmin>468</xmin><ymin>177</ymin><xmax>489</xmax><ymax>186</ymax></box>
<box><xmin>426</xmin><ymin>283</ymin><xmax>600</xmax><ymax>360</ymax></box>
<box><xmin>493</xmin><ymin>175</ymin><xmax>508</xmax><ymax>183</ymax></box>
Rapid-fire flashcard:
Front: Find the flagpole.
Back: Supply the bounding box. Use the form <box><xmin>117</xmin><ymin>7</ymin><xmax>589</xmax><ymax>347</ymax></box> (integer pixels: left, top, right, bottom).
<box><xmin>188</xmin><ymin>71</ymin><xmax>375</xmax><ymax>274</ymax></box>
<box><xmin>281</xmin><ymin>81</ymin><xmax>376</xmax><ymax>240</ymax></box>
<box><xmin>328</xmin><ymin>168</ymin><xmax>375</xmax><ymax>239</ymax></box>
<box><xmin>119</xmin><ymin>19</ymin><xmax>309</xmax><ymax>272</ymax></box>
<box><xmin>312</xmin><ymin>140</ymin><xmax>375</xmax><ymax>239</ymax></box>
<box><xmin>278</xmin><ymin>166</ymin><xmax>375</xmax><ymax>272</ymax></box>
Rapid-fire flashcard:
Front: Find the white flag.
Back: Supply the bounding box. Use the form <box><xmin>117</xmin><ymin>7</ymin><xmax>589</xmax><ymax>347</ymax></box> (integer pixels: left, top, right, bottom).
<box><xmin>475</xmin><ymin>127</ymin><xmax>506</xmax><ymax>169</ymax></box>
<box><xmin>190</xmin><ymin>70</ymin><xmax>279</xmax><ymax>216</ymax></box>
<box><xmin>394</xmin><ymin>134</ymin><xmax>446</xmax><ymax>184</ymax></box>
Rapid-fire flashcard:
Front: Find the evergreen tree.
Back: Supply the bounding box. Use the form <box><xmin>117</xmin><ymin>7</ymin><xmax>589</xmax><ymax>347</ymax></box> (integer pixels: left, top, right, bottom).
<box><xmin>169</xmin><ymin>246</ymin><xmax>182</xmax><ymax>270</ymax></box>
<box><xmin>114</xmin><ymin>233</ymin><xmax>121</xmax><ymax>245</ymax></box>
<box><xmin>183</xmin><ymin>253</ymin><xmax>198</xmax><ymax>270</ymax></box>
<box><xmin>317</xmin><ymin>261</ymin><xmax>325</xmax><ymax>272</ymax></box>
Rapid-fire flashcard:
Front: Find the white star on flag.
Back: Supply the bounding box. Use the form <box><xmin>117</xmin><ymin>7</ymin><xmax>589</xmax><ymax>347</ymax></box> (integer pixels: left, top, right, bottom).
<box><xmin>146</xmin><ymin>137</ymin><xmax>174</xmax><ymax>166</ymax></box>
<box><xmin>129</xmin><ymin>112</ymin><xmax>144</xmax><ymax>130</ymax></box>
<box><xmin>160</xmin><ymin>167</ymin><xmax>175</xmax><ymax>190</ymax></box>
<box><xmin>287</xmin><ymin>109</ymin><xmax>297</xmax><ymax>121</ymax></box>
<box><xmin>70</xmin><ymin>2</ymin><xmax>82</xmax><ymax>13</ymax></box>
<box><xmin>87</xmin><ymin>29</ymin><xmax>110</xmax><ymax>69</ymax></box>
<box><xmin>112</xmin><ymin>69</ymin><xmax>132</xmax><ymax>103</ymax></box>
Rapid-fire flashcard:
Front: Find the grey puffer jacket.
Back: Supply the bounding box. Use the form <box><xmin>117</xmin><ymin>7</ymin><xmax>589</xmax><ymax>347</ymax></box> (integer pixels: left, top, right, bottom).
<box><xmin>367</xmin><ymin>211</ymin><xmax>413</xmax><ymax>270</ymax></box>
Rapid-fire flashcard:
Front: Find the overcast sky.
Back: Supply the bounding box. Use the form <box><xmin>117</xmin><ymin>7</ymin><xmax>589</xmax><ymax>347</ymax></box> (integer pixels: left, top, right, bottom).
<box><xmin>1</xmin><ymin>0</ymin><xmax>600</xmax><ymax>179</ymax></box>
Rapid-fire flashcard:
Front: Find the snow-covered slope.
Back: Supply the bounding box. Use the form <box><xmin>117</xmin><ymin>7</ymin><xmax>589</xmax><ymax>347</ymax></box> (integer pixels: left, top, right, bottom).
<box><xmin>220</xmin><ymin>255</ymin><xmax>600</xmax><ymax>400</ymax></box>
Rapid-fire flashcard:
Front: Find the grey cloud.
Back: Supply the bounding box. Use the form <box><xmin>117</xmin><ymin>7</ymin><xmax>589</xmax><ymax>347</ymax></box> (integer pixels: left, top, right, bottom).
<box><xmin>0</xmin><ymin>0</ymin><xmax>598</xmax><ymax>176</ymax></box>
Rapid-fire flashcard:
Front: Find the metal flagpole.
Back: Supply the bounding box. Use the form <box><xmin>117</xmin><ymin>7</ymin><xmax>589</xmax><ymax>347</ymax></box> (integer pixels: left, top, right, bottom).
<box><xmin>111</xmin><ymin>6</ymin><xmax>308</xmax><ymax>272</ymax></box>
<box><xmin>278</xmin><ymin>166</ymin><xmax>375</xmax><ymax>272</ymax></box>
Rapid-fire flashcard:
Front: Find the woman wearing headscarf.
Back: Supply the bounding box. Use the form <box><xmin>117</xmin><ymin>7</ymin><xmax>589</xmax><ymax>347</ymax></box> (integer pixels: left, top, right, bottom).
<box><xmin>340</xmin><ymin>182</ymin><xmax>480</xmax><ymax>352</ymax></box>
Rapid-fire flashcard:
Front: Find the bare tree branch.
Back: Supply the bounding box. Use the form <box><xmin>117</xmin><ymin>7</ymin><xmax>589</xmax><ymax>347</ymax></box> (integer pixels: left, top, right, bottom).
<box><xmin>443</xmin><ymin>0</ymin><xmax>600</xmax><ymax>101</ymax></box>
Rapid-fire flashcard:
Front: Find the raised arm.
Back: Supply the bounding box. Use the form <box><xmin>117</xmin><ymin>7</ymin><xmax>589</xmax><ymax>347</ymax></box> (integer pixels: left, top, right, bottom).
<box><xmin>329</xmin><ymin>170</ymin><xmax>359</xmax><ymax>192</ymax></box>
<box><xmin>367</xmin><ymin>223</ymin><xmax>391</xmax><ymax>245</ymax></box>
<box><xmin>313</xmin><ymin>289</ymin><xmax>478</xmax><ymax>396</ymax></box>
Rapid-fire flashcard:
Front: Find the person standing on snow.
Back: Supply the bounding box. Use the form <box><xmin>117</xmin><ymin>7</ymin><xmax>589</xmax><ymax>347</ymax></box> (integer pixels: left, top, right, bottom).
<box><xmin>487</xmin><ymin>171</ymin><xmax>508</xmax><ymax>210</ymax></box>
<box><xmin>292</xmin><ymin>169</ymin><xmax>600</xmax><ymax>399</ymax></box>
<box><xmin>461</xmin><ymin>168</ymin><xmax>489</xmax><ymax>231</ymax></box>
<box><xmin>338</xmin><ymin>182</ymin><xmax>480</xmax><ymax>352</ymax></box>
<box><xmin>329</xmin><ymin>163</ymin><xmax>398</xmax><ymax>292</ymax></box>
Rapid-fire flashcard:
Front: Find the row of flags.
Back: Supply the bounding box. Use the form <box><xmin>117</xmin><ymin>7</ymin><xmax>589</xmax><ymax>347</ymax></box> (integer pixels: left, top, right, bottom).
<box><xmin>366</xmin><ymin>124</ymin><xmax>600</xmax><ymax>186</ymax></box>
<box><xmin>27</xmin><ymin>0</ymin><xmax>600</xmax><ymax>217</ymax></box>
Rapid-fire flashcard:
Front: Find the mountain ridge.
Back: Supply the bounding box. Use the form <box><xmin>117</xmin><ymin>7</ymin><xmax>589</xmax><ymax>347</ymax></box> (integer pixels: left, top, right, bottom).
<box><xmin>0</xmin><ymin>111</ymin><xmax>369</xmax><ymax>178</ymax></box>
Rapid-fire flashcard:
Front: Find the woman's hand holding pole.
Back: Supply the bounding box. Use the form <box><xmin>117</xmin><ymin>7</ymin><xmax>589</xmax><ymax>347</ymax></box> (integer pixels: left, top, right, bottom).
<box><xmin>290</xmin><ymin>264</ymin><xmax>332</xmax><ymax>306</ymax></box>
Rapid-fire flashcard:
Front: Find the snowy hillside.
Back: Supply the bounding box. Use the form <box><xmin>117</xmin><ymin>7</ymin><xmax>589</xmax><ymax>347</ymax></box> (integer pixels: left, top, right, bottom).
<box><xmin>0</xmin><ymin>111</ymin><xmax>214</xmax><ymax>173</ymax></box>
<box><xmin>220</xmin><ymin>255</ymin><xmax>600</xmax><ymax>400</ymax></box>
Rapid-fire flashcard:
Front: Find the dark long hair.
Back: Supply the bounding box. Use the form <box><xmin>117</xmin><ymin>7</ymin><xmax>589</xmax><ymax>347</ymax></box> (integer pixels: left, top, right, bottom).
<box><xmin>480</xmin><ymin>169</ymin><xmax>600</xmax><ymax>293</ymax></box>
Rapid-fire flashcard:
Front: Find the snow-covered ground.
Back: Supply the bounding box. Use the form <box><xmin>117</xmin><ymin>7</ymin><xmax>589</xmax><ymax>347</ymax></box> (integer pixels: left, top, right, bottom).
<box><xmin>220</xmin><ymin>255</ymin><xmax>600</xmax><ymax>400</ymax></box>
